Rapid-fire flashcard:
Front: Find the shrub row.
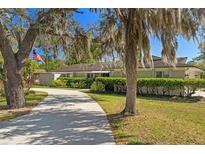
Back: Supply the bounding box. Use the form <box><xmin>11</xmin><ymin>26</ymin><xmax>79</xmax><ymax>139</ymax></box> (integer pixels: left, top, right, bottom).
<box><xmin>54</xmin><ymin>77</ymin><xmax>94</xmax><ymax>89</ymax></box>
<box><xmin>94</xmin><ymin>77</ymin><xmax>205</xmax><ymax>97</ymax></box>
<box><xmin>52</xmin><ymin>77</ymin><xmax>205</xmax><ymax>97</ymax></box>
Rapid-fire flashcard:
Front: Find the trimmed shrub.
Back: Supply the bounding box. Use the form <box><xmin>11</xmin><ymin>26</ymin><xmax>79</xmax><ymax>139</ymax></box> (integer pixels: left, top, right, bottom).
<box><xmin>184</xmin><ymin>79</ymin><xmax>205</xmax><ymax>97</ymax></box>
<box><xmin>55</xmin><ymin>76</ymin><xmax>205</xmax><ymax>97</ymax></box>
<box><xmin>57</xmin><ymin>77</ymin><xmax>94</xmax><ymax>89</ymax></box>
<box><xmin>90</xmin><ymin>81</ymin><xmax>105</xmax><ymax>92</ymax></box>
<box><xmin>95</xmin><ymin>77</ymin><xmax>205</xmax><ymax>97</ymax></box>
<box><xmin>52</xmin><ymin>80</ymin><xmax>67</xmax><ymax>87</ymax></box>
<box><xmin>95</xmin><ymin>77</ymin><xmax>126</xmax><ymax>92</ymax></box>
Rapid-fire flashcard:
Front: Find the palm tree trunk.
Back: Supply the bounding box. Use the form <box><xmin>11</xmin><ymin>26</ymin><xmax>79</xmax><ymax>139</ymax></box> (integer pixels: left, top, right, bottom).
<box><xmin>122</xmin><ymin>9</ymin><xmax>137</xmax><ymax>115</ymax></box>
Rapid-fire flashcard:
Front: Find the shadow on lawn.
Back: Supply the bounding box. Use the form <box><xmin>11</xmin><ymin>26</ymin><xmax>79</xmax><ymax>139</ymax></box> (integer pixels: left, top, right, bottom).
<box><xmin>107</xmin><ymin>113</ymin><xmax>153</xmax><ymax>145</ymax></box>
<box><xmin>139</xmin><ymin>95</ymin><xmax>204</xmax><ymax>103</ymax></box>
<box><xmin>86</xmin><ymin>91</ymin><xmax>204</xmax><ymax>103</ymax></box>
<box><xmin>0</xmin><ymin>93</ymin><xmax>47</xmax><ymax>110</ymax></box>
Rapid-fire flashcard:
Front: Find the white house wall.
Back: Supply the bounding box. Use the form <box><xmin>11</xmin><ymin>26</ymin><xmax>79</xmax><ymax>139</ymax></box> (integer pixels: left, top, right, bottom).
<box><xmin>54</xmin><ymin>74</ymin><xmax>61</xmax><ymax>80</ymax></box>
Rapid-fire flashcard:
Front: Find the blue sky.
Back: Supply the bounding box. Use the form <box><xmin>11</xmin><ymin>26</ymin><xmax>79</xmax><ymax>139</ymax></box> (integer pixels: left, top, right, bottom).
<box><xmin>74</xmin><ymin>9</ymin><xmax>200</xmax><ymax>61</ymax></box>
<box><xmin>29</xmin><ymin>8</ymin><xmax>200</xmax><ymax>61</ymax></box>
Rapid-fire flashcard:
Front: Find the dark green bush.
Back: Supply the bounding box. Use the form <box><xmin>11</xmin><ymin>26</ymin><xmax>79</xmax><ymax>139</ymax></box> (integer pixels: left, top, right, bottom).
<box><xmin>90</xmin><ymin>81</ymin><xmax>105</xmax><ymax>92</ymax></box>
<box><xmin>95</xmin><ymin>77</ymin><xmax>126</xmax><ymax>92</ymax></box>
<box><xmin>95</xmin><ymin>77</ymin><xmax>205</xmax><ymax>97</ymax></box>
<box><xmin>184</xmin><ymin>79</ymin><xmax>205</xmax><ymax>97</ymax></box>
<box><xmin>55</xmin><ymin>76</ymin><xmax>205</xmax><ymax>97</ymax></box>
<box><xmin>57</xmin><ymin>77</ymin><xmax>94</xmax><ymax>88</ymax></box>
<box><xmin>52</xmin><ymin>79</ymin><xmax>67</xmax><ymax>87</ymax></box>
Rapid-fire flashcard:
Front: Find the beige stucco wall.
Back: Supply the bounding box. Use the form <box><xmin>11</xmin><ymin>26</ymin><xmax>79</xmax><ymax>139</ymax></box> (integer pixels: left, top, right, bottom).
<box><xmin>169</xmin><ymin>69</ymin><xmax>185</xmax><ymax>78</ymax></box>
<box><xmin>185</xmin><ymin>67</ymin><xmax>203</xmax><ymax>78</ymax></box>
<box><xmin>111</xmin><ymin>68</ymin><xmax>187</xmax><ymax>78</ymax></box>
<box><xmin>39</xmin><ymin>73</ymin><xmax>54</xmax><ymax>86</ymax></box>
<box><xmin>137</xmin><ymin>69</ymin><xmax>153</xmax><ymax>78</ymax></box>
<box><xmin>39</xmin><ymin>73</ymin><xmax>61</xmax><ymax>86</ymax></box>
<box><xmin>110</xmin><ymin>70</ymin><xmax>125</xmax><ymax>77</ymax></box>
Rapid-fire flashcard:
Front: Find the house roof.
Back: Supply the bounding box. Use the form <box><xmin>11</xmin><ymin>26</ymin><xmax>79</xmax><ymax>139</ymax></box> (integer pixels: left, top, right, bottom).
<box><xmin>54</xmin><ymin>63</ymin><xmax>119</xmax><ymax>72</ymax></box>
<box><xmin>34</xmin><ymin>69</ymin><xmax>47</xmax><ymax>74</ymax></box>
<box><xmin>53</xmin><ymin>56</ymin><xmax>203</xmax><ymax>73</ymax></box>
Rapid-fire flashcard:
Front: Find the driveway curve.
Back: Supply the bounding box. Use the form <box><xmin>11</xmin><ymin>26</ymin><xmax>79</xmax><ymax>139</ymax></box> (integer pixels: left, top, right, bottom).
<box><xmin>0</xmin><ymin>88</ymin><xmax>115</xmax><ymax>145</ymax></box>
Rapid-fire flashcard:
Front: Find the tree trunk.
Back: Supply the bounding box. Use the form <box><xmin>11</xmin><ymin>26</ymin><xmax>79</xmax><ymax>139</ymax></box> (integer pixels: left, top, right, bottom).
<box><xmin>4</xmin><ymin>64</ymin><xmax>26</xmax><ymax>108</ymax></box>
<box><xmin>3</xmin><ymin>79</ymin><xmax>11</xmax><ymax>107</ymax></box>
<box><xmin>122</xmin><ymin>9</ymin><xmax>137</xmax><ymax>115</ymax></box>
<box><xmin>53</xmin><ymin>45</ymin><xmax>58</xmax><ymax>63</ymax></box>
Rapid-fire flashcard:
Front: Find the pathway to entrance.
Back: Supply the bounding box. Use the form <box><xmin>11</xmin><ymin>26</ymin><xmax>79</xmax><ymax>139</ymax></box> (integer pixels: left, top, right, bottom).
<box><xmin>0</xmin><ymin>88</ymin><xmax>114</xmax><ymax>145</ymax></box>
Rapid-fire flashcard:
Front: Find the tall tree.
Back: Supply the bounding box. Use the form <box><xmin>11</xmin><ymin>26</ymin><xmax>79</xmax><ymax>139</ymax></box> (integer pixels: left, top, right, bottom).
<box><xmin>0</xmin><ymin>9</ymin><xmax>78</xmax><ymax>108</ymax></box>
<box><xmin>99</xmin><ymin>9</ymin><xmax>198</xmax><ymax>115</ymax></box>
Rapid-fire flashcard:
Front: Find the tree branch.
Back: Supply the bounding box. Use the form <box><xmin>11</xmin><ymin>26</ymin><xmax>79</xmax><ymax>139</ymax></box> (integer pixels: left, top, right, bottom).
<box><xmin>16</xmin><ymin>24</ymin><xmax>38</xmax><ymax>66</ymax></box>
<box><xmin>115</xmin><ymin>9</ymin><xmax>128</xmax><ymax>26</ymax></box>
<box><xmin>16</xmin><ymin>8</ymin><xmax>74</xmax><ymax>65</ymax></box>
<box><xmin>0</xmin><ymin>21</ymin><xmax>16</xmax><ymax>65</ymax></box>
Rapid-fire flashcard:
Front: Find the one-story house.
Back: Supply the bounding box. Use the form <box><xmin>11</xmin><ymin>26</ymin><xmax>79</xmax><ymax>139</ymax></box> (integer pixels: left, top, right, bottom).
<box><xmin>36</xmin><ymin>56</ymin><xmax>204</xmax><ymax>86</ymax></box>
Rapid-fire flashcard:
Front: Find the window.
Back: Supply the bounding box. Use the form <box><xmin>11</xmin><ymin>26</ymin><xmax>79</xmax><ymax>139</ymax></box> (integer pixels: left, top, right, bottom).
<box><xmin>156</xmin><ymin>71</ymin><xmax>163</xmax><ymax>78</ymax></box>
<box><xmin>102</xmin><ymin>73</ymin><xmax>110</xmax><ymax>77</ymax></box>
<box><xmin>86</xmin><ymin>73</ymin><xmax>95</xmax><ymax>78</ymax></box>
<box><xmin>163</xmin><ymin>72</ymin><xmax>169</xmax><ymax>78</ymax></box>
<box><xmin>155</xmin><ymin>71</ymin><xmax>170</xmax><ymax>78</ymax></box>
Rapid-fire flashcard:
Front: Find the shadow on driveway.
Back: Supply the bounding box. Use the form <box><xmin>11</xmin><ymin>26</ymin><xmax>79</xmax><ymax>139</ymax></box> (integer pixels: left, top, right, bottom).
<box><xmin>0</xmin><ymin>89</ymin><xmax>114</xmax><ymax>145</ymax></box>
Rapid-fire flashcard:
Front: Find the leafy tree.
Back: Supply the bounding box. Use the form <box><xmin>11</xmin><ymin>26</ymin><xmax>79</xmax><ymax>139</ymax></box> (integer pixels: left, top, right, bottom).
<box><xmin>98</xmin><ymin>9</ymin><xmax>199</xmax><ymax>115</ymax></box>
<box><xmin>38</xmin><ymin>59</ymin><xmax>66</xmax><ymax>71</ymax></box>
<box><xmin>0</xmin><ymin>8</ymin><xmax>79</xmax><ymax>108</ymax></box>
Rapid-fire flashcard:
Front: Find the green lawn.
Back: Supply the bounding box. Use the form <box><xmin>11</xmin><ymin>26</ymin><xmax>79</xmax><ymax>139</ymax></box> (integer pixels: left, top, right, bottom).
<box><xmin>87</xmin><ymin>92</ymin><xmax>205</xmax><ymax>144</ymax></box>
<box><xmin>0</xmin><ymin>91</ymin><xmax>48</xmax><ymax>121</ymax></box>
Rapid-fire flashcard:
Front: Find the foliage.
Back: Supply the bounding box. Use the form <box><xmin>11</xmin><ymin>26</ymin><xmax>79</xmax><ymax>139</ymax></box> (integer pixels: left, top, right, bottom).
<box><xmin>95</xmin><ymin>77</ymin><xmax>126</xmax><ymax>92</ymax></box>
<box><xmin>95</xmin><ymin>77</ymin><xmax>205</xmax><ymax>97</ymax></box>
<box><xmin>38</xmin><ymin>59</ymin><xmax>67</xmax><ymax>71</ymax></box>
<box><xmin>188</xmin><ymin>54</ymin><xmax>205</xmax><ymax>71</ymax></box>
<box><xmin>57</xmin><ymin>77</ymin><xmax>94</xmax><ymax>89</ymax></box>
<box><xmin>98</xmin><ymin>9</ymin><xmax>200</xmax><ymax>66</ymax></box>
<box><xmin>97</xmin><ymin>8</ymin><xmax>202</xmax><ymax>114</ymax></box>
<box><xmin>0</xmin><ymin>8</ymin><xmax>81</xmax><ymax>108</ymax></box>
<box><xmin>23</xmin><ymin>59</ymin><xmax>39</xmax><ymax>93</ymax></box>
<box><xmin>52</xmin><ymin>80</ymin><xmax>67</xmax><ymax>88</ymax></box>
<box><xmin>54</xmin><ymin>77</ymin><xmax>205</xmax><ymax>97</ymax></box>
<box><xmin>90</xmin><ymin>81</ymin><xmax>105</xmax><ymax>92</ymax></box>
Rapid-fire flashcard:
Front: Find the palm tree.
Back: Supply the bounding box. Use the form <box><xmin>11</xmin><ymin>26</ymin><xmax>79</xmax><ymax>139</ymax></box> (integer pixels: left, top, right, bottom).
<box><xmin>99</xmin><ymin>9</ymin><xmax>199</xmax><ymax>115</ymax></box>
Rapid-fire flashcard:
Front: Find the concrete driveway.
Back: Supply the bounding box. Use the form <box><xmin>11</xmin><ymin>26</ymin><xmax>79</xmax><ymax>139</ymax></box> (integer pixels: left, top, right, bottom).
<box><xmin>0</xmin><ymin>88</ymin><xmax>114</xmax><ymax>145</ymax></box>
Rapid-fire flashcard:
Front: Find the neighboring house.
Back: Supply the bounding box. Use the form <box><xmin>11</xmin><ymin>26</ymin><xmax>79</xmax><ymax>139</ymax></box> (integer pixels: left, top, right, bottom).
<box><xmin>36</xmin><ymin>56</ymin><xmax>204</xmax><ymax>86</ymax></box>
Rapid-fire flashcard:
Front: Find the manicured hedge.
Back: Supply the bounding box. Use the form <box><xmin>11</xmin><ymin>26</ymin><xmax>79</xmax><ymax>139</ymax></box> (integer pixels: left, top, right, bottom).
<box><xmin>95</xmin><ymin>77</ymin><xmax>126</xmax><ymax>92</ymax></box>
<box><xmin>95</xmin><ymin>77</ymin><xmax>205</xmax><ymax>97</ymax></box>
<box><xmin>56</xmin><ymin>77</ymin><xmax>94</xmax><ymax>88</ymax></box>
<box><xmin>53</xmin><ymin>77</ymin><xmax>205</xmax><ymax>97</ymax></box>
